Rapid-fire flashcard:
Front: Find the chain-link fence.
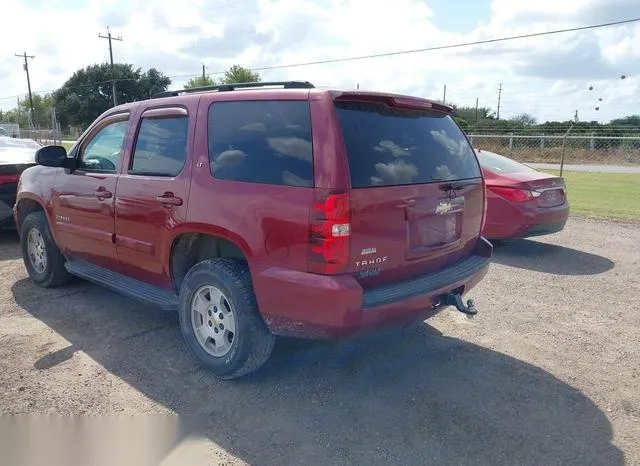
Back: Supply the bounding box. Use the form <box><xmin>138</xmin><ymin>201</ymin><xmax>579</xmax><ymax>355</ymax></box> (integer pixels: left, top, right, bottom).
<box><xmin>0</xmin><ymin>108</ymin><xmax>65</xmax><ymax>145</ymax></box>
<box><xmin>468</xmin><ymin>130</ymin><xmax>640</xmax><ymax>167</ymax></box>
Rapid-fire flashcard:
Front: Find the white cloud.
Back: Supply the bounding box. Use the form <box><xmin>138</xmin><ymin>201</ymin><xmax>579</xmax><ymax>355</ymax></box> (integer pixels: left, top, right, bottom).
<box><xmin>0</xmin><ymin>0</ymin><xmax>639</xmax><ymax>124</ymax></box>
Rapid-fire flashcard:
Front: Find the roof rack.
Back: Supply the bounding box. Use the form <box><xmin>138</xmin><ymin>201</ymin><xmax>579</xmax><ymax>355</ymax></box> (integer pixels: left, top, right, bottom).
<box><xmin>152</xmin><ymin>81</ymin><xmax>315</xmax><ymax>99</ymax></box>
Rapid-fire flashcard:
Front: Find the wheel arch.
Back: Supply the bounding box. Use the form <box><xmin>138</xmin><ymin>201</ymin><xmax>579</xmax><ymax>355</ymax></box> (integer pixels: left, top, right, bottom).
<box><xmin>15</xmin><ymin>195</ymin><xmax>51</xmax><ymax>236</ymax></box>
<box><xmin>168</xmin><ymin>225</ymin><xmax>253</xmax><ymax>292</ymax></box>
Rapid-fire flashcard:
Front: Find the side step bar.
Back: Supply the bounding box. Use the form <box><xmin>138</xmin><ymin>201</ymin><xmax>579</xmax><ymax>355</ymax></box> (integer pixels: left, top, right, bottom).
<box><xmin>65</xmin><ymin>258</ymin><xmax>179</xmax><ymax>311</ymax></box>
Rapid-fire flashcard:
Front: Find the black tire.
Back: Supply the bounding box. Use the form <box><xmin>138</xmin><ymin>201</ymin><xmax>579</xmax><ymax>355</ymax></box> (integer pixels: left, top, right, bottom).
<box><xmin>20</xmin><ymin>211</ymin><xmax>71</xmax><ymax>288</ymax></box>
<box><xmin>178</xmin><ymin>258</ymin><xmax>275</xmax><ymax>379</ymax></box>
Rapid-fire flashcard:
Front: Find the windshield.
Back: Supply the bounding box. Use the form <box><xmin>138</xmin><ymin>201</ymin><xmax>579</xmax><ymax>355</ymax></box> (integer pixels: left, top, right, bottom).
<box><xmin>334</xmin><ymin>101</ymin><xmax>481</xmax><ymax>188</ymax></box>
<box><xmin>475</xmin><ymin>149</ymin><xmax>537</xmax><ymax>174</ymax></box>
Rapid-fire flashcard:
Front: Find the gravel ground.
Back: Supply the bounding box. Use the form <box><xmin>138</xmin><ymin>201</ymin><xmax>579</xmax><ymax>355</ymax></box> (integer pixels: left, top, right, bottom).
<box><xmin>0</xmin><ymin>217</ymin><xmax>639</xmax><ymax>465</ymax></box>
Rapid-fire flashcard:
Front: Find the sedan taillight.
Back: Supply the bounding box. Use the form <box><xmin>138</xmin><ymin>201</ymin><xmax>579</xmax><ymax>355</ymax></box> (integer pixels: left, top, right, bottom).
<box><xmin>488</xmin><ymin>185</ymin><xmax>541</xmax><ymax>203</ymax></box>
<box><xmin>0</xmin><ymin>173</ymin><xmax>19</xmax><ymax>185</ymax></box>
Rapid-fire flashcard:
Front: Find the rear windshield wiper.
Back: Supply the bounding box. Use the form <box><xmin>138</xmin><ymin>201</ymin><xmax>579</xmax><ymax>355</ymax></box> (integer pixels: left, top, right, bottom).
<box><xmin>438</xmin><ymin>179</ymin><xmax>481</xmax><ymax>192</ymax></box>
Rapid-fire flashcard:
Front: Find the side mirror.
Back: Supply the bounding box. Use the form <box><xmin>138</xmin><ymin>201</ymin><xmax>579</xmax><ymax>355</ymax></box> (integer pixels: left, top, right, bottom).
<box><xmin>35</xmin><ymin>145</ymin><xmax>73</xmax><ymax>168</ymax></box>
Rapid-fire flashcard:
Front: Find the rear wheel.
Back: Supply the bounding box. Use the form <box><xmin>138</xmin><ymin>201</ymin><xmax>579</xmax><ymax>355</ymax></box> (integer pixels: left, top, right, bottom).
<box><xmin>178</xmin><ymin>258</ymin><xmax>275</xmax><ymax>379</ymax></box>
<box><xmin>20</xmin><ymin>211</ymin><xmax>71</xmax><ymax>287</ymax></box>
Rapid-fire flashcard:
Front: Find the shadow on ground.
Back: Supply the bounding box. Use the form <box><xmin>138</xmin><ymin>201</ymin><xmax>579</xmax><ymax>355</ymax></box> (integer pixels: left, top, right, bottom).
<box><xmin>0</xmin><ymin>229</ymin><xmax>20</xmax><ymax>261</ymax></box>
<box><xmin>492</xmin><ymin>239</ymin><xmax>615</xmax><ymax>275</ymax></box>
<box><xmin>12</xmin><ymin>278</ymin><xmax>623</xmax><ymax>465</ymax></box>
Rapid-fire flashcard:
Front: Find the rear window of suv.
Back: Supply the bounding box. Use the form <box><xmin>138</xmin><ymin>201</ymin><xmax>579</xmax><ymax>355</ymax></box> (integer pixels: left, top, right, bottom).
<box><xmin>208</xmin><ymin>100</ymin><xmax>313</xmax><ymax>187</ymax></box>
<box><xmin>335</xmin><ymin>101</ymin><xmax>481</xmax><ymax>188</ymax></box>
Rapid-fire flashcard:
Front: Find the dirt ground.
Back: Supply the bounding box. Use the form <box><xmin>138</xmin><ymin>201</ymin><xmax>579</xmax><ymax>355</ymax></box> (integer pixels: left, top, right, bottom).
<box><xmin>0</xmin><ymin>217</ymin><xmax>639</xmax><ymax>465</ymax></box>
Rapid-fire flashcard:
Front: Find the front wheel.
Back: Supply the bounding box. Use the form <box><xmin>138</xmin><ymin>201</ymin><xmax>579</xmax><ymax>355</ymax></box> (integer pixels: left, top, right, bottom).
<box><xmin>20</xmin><ymin>211</ymin><xmax>71</xmax><ymax>288</ymax></box>
<box><xmin>178</xmin><ymin>258</ymin><xmax>275</xmax><ymax>379</ymax></box>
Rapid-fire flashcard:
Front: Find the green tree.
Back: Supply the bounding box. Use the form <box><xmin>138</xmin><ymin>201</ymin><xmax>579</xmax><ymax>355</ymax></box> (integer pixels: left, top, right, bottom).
<box><xmin>221</xmin><ymin>65</ymin><xmax>261</xmax><ymax>84</ymax></box>
<box><xmin>0</xmin><ymin>108</ymin><xmax>28</xmax><ymax>128</ymax></box>
<box><xmin>510</xmin><ymin>113</ymin><xmax>537</xmax><ymax>126</ymax></box>
<box><xmin>139</xmin><ymin>68</ymin><xmax>172</xmax><ymax>99</ymax></box>
<box><xmin>18</xmin><ymin>94</ymin><xmax>54</xmax><ymax>123</ymax></box>
<box><xmin>52</xmin><ymin>63</ymin><xmax>171</xmax><ymax>128</ymax></box>
<box><xmin>451</xmin><ymin>105</ymin><xmax>496</xmax><ymax>129</ymax></box>
<box><xmin>184</xmin><ymin>75</ymin><xmax>216</xmax><ymax>89</ymax></box>
<box><xmin>610</xmin><ymin>115</ymin><xmax>640</xmax><ymax>127</ymax></box>
<box><xmin>454</xmin><ymin>116</ymin><xmax>470</xmax><ymax>131</ymax></box>
<box><xmin>0</xmin><ymin>94</ymin><xmax>53</xmax><ymax>129</ymax></box>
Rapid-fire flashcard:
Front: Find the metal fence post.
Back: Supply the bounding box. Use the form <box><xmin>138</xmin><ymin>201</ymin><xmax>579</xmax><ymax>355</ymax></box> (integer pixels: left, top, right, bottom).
<box><xmin>560</xmin><ymin>125</ymin><xmax>574</xmax><ymax>177</ymax></box>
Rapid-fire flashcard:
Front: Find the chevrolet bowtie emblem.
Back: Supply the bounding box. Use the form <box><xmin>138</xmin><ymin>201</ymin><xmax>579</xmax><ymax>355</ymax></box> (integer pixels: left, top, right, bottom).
<box><xmin>435</xmin><ymin>201</ymin><xmax>453</xmax><ymax>215</ymax></box>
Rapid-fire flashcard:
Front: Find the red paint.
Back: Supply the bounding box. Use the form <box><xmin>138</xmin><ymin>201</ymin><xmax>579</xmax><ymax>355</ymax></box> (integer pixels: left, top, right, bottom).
<box><xmin>476</xmin><ymin>149</ymin><xmax>570</xmax><ymax>240</ymax></box>
<box><xmin>16</xmin><ymin>88</ymin><xmax>492</xmax><ymax>339</ymax></box>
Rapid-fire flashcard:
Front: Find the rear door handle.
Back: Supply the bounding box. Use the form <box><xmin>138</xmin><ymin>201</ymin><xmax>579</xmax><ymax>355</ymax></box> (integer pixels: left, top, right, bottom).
<box><xmin>156</xmin><ymin>193</ymin><xmax>183</xmax><ymax>206</ymax></box>
<box><xmin>94</xmin><ymin>188</ymin><xmax>112</xmax><ymax>199</ymax></box>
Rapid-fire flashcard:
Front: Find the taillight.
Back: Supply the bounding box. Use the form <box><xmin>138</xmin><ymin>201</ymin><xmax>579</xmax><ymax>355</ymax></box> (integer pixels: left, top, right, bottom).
<box><xmin>309</xmin><ymin>190</ymin><xmax>351</xmax><ymax>274</ymax></box>
<box><xmin>0</xmin><ymin>173</ymin><xmax>19</xmax><ymax>185</ymax></box>
<box><xmin>480</xmin><ymin>178</ymin><xmax>488</xmax><ymax>233</ymax></box>
<box><xmin>488</xmin><ymin>185</ymin><xmax>541</xmax><ymax>203</ymax></box>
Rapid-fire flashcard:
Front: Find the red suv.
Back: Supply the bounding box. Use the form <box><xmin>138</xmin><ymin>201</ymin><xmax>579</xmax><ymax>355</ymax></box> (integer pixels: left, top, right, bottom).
<box><xmin>15</xmin><ymin>81</ymin><xmax>492</xmax><ymax>379</ymax></box>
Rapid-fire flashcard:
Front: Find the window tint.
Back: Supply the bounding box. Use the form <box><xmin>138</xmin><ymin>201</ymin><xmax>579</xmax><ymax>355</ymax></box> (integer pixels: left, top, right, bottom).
<box><xmin>208</xmin><ymin>101</ymin><xmax>313</xmax><ymax>187</ymax></box>
<box><xmin>335</xmin><ymin>101</ymin><xmax>481</xmax><ymax>188</ymax></box>
<box><xmin>79</xmin><ymin>120</ymin><xmax>129</xmax><ymax>172</ymax></box>
<box><xmin>131</xmin><ymin>117</ymin><xmax>188</xmax><ymax>176</ymax></box>
<box><xmin>476</xmin><ymin>149</ymin><xmax>536</xmax><ymax>174</ymax></box>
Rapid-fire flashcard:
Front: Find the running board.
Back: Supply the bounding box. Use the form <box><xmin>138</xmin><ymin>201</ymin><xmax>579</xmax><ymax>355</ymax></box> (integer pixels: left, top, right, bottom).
<box><xmin>64</xmin><ymin>258</ymin><xmax>179</xmax><ymax>311</ymax></box>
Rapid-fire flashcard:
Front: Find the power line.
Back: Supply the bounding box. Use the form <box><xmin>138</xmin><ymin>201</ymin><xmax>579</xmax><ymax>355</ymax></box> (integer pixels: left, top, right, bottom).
<box><xmin>14</xmin><ymin>52</ymin><xmax>35</xmax><ymax>114</ymax></box>
<box><xmin>2</xmin><ymin>17</ymin><xmax>638</xmax><ymax>103</ymax></box>
<box><xmin>211</xmin><ymin>17</ymin><xmax>640</xmax><ymax>73</ymax></box>
<box><xmin>99</xmin><ymin>26</ymin><xmax>123</xmax><ymax>107</ymax></box>
<box><xmin>0</xmin><ymin>73</ymin><xmax>203</xmax><ymax>101</ymax></box>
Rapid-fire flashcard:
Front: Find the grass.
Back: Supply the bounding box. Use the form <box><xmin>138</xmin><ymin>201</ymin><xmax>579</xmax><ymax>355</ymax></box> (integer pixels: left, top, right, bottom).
<box><xmin>61</xmin><ymin>141</ymin><xmax>75</xmax><ymax>151</ymax></box>
<box><xmin>543</xmin><ymin>170</ymin><xmax>640</xmax><ymax>220</ymax></box>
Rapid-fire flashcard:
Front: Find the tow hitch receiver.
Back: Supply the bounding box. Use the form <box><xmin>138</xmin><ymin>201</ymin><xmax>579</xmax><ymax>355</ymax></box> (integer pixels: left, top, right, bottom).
<box><xmin>443</xmin><ymin>293</ymin><xmax>478</xmax><ymax>316</ymax></box>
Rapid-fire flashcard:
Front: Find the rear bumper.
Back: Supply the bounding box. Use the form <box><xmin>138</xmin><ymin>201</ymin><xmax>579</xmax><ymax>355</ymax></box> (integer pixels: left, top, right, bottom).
<box><xmin>484</xmin><ymin>202</ymin><xmax>569</xmax><ymax>240</ymax></box>
<box><xmin>255</xmin><ymin>237</ymin><xmax>492</xmax><ymax>339</ymax></box>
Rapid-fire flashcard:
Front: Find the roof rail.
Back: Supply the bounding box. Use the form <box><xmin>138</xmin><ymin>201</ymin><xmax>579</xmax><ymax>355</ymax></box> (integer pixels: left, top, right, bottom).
<box><xmin>152</xmin><ymin>81</ymin><xmax>315</xmax><ymax>99</ymax></box>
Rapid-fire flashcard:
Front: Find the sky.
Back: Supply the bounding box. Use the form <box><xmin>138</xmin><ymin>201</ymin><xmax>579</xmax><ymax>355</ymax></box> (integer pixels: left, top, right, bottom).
<box><xmin>0</xmin><ymin>0</ymin><xmax>639</xmax><ymax>124</ymax></box>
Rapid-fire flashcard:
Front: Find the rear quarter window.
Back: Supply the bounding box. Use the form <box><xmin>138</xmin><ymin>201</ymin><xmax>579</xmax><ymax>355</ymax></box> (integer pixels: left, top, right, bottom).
<box><xmin>208</xmin><ymin>100</ymin><xmax>313</xmax><ymax>187</ymax></box>
<box><xmin>335</xmin><ymin>101</ymin><xmax>481</xmax><ymax>188</ymax></box>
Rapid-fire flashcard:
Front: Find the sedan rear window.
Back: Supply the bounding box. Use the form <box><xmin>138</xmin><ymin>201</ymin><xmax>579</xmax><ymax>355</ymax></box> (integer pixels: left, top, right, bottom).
<box><xmin>476</xmin><ymin>149</ymin><xmax>537</xmax><ymax>174</ymax></box>
<box><xmin>335</xmin><ymin>101</ymin><xmax>481</xmax><ymax>188</ymax></box>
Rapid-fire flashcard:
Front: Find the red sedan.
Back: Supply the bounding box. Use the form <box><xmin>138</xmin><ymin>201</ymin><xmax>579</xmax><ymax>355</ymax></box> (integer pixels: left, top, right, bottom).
<box><xmin>475</xmin><ymin>149</ymin><xmax>570</xmax><ymax>241</ymax></box>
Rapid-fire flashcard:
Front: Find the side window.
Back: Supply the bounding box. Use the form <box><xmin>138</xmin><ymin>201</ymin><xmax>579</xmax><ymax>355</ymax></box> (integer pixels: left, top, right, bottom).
<box><xmin>130</xmin><ymin>117</ymin><xmax>188</xmax><ymax>176</ymax></box>
<box><xmin>78</xmin><ymin>120</ymin><xmax>129</xmax><ymax>173</ymax></box>
<box><xmin>208</xmin><ymin>100</ymin><xmax>313</xmax><ymax>187</ymax></box>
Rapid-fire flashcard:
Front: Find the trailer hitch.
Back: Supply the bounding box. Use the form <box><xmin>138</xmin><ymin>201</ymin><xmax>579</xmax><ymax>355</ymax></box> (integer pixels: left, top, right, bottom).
<box><xmin>442</xmin><ymin>293</ymin><xmax>478</xmax><ymax>317</ymax></box>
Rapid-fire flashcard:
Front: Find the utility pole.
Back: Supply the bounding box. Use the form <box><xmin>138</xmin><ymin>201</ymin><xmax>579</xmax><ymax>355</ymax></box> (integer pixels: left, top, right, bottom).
<box><xmin>574</xmin><ymin>110</ymin><xmax>579</xmax><ymax>122</ymax></box>
<box><xmin>442</xmin><ymin>84</ymin><xmax>447</xmax><ymax>105</ymax></box>
<box><xmin>475</xmin><ymin>97</ymin><xmax>479</xmax><ymax>123</ymax></box>
<box><xmin>14</xmin><ymin>52</ymin><xmax>35</xmax><ymax>115</ymax></box>
<box><xmin>98</xmin><ymin>26</ymin><xmax>123</xmax><ymax>107</ymax></box>
<box><xmin>496</xmin><ymin>83</ymin><xmax>503</xmax><ymax>120</ymax></box>
<box><xmin>202</xmin><ymin>64</ymin><xmax>206</xmax><ymax>80</ymax></box>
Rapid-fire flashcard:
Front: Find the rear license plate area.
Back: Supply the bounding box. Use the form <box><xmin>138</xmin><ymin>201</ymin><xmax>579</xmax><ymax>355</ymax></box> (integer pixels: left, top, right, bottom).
<box><xmin>406</xmin><ymin>197</ymin><xmax>464</xmax><ymax>259</ymax></box>
<box><xmin>539</xmin><ymin>189</ymin><xmax>565</xmax><ymax>207</ymax></box>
